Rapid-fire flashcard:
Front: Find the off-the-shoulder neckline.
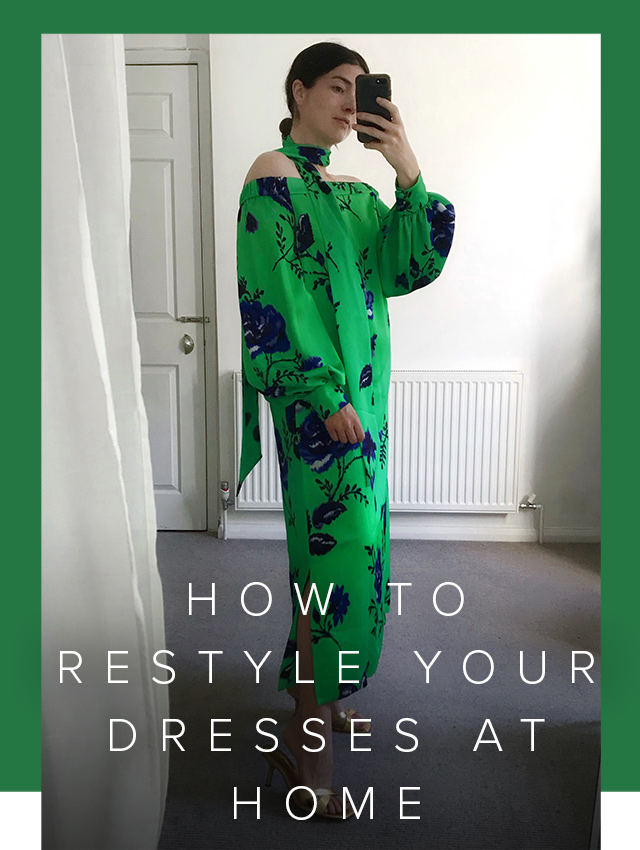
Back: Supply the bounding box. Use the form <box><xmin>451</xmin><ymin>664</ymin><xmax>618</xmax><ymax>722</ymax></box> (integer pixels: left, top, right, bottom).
<box><xmin>239</xmin><ymin>175</ymin><xmax>379</xmax><ymax>202</ymax></box>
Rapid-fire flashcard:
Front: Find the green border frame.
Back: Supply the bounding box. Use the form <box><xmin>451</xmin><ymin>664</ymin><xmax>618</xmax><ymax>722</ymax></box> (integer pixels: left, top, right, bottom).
<box><xmin>10</xmin><ymin>5</ymin><xmax>632</xmax><ymax>799</ymax></box>
<box><xmin>5</xmin><ymin>27</ymin><xmax>41</xmax><ymax>792</ymax></box>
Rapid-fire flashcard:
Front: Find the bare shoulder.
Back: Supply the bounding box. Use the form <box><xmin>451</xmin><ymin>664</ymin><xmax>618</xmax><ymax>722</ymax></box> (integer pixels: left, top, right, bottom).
<box><xmin>337</xmin><ymin>174</ymin><xmax>364</xmax><ymax>183</ymax></box>
<box><xmin>243</xmin><ymin>151</ymin><xmax>299</xmax><ymax>186</ymax></box>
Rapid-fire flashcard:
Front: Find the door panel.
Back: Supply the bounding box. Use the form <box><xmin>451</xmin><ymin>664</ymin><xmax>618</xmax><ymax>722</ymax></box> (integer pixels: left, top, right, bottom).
<box><xmin>126</xmin><ymin>63</ymin><xmax>207</xmax><ymax>529</ymax></box>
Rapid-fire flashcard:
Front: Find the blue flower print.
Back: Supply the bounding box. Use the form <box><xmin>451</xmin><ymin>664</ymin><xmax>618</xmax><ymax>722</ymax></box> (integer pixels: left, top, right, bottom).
<box><xmin>285</xmin><ymin>399</ymin><xmax>307</xmax><ymax>434</ymax></box>
<box><xmin>361</xmin><ymin>430</ymin><xmax>376</xmax><ymax>461</ymax></box>
<box><xmin>263</xmin><ymin>385</ymin><xmax>287</xmax><ymax>399</ymax></box>
<box><xmin>328</xmin><ymin>584</ymin><xmax>350</xmax><ymax>626</ymax></box>
<box><xmin>245</xmin><ymin>211</ymin><xmax>258</xmax><ymax>233</ymax></box>
<box><xmin>274</xmin><ymin>426</ymin><xmax>289</xmax><ymax>491</ymax></box>
<box><xmin>298</xmin><ymin>410</ymin><xmax>358</xmax><ymax>472</ymax></box>
<box><xmin>373</xmin><ymin>548</ymin><xmax>382</xmax><ymax>603</ymax></box>
<box><xmin>395</xmin><ymin>272</ymin><xmax>409</xmax><ymax>290</ymax></box>
<box><xmin>240</xmin><ymin>300</ymin><xmax>290</xmax><ymax>358</ymax></box>
<box><xmin>338</xmin><ymin>661</ymin><xmax>369</xmax><ymax>699</ymax></box>
<box><xmin>295</xmin><ymin>213</ymin><xmax>314</xmax><ymax>254</ymax></box>
<box><xmin>365</xmin><ymin>289</ymin><xmax>374</xmax><ymax>319</ymax></box>
<box><xmin>427</xmin><ymin>200</ymin><xmax>455</xmax><ymax>257</ymax></box>
<box><xmin>359</xmin><ymin>364</ymin><xmax>373</xmax><ymax>389</ymax></box>
<box><xmin>296</xmin><ymin>145</ymin><xmax>327</xmax><ymax>165</ymax></box>
<box><xmin>285</xmin><ymin>403</ymin><xmax>296</xmax><ymax>434</ymax></box>
<box><xmin>301</xmin><ymin>355</ymin><xmax>323</xmax><ymax>371</ymax></box>
<box><xmin>256</xmin><ymin>176</ymin><xmax>294</xmax><ymax>213</ymax></box>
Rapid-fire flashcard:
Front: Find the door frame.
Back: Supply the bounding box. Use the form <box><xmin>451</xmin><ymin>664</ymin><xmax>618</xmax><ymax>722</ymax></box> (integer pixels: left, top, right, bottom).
<box><xmin>125</xmin><ymin>47</ymin><xmax>220</xmax><ymax>534</ymax></box>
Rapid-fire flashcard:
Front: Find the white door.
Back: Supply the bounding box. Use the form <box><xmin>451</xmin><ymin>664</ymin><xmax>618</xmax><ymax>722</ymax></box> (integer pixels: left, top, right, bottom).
<box><xmin>126</xmin><ymin>64</ymin><xmax>208</xmax><ymax>530</ymax></box>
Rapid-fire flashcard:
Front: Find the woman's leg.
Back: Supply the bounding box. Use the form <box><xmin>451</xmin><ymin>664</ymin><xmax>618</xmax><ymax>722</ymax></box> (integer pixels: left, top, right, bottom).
<box><xmin>282</xmin><ymin>575</ymin><xmax>343</xmax><ymax>816</ymax></box>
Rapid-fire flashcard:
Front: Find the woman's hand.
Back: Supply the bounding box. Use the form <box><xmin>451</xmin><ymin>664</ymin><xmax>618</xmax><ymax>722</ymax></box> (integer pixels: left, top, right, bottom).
<box><xmin>353</xmin><ymin>97</ymin><xmax>421</xmax><ymax>189</ymax></box>
<box><xmin>324</xmin><ymin>403</ymin><xmax>365</xmax><ymax>444</ymax></box>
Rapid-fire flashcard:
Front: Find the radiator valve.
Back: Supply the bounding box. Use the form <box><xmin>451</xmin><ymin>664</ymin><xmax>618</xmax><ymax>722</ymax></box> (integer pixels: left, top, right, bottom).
<box><xmin>518</xmin><ymin>493</ymin><xmax>544</xmax><ymax>544</ymax></box>
<box><xmin>220</xmin><ymin>480</ymin><xmax>234</xmax><ymax>511</ymax></box>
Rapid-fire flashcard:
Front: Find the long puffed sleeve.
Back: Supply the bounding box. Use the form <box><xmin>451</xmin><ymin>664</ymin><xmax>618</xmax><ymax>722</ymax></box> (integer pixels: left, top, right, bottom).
<box><xmin>374</xmin><ymin>172</ymin><xmax>455</xmax><ymax>298</ymax></box>
<box><xmin>235</xmin><ymin>178</ymin><xmax>353</xmax><ymax>495</ymax></box>
<box><xmin>237</xmin><ymin>181</ymin><xmax>351</xmax><ymax>418</ymax></box>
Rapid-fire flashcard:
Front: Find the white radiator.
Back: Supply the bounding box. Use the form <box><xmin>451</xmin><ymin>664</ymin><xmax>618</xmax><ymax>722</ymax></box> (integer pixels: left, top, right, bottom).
<box><xmin>233</xmin><ymin>370</ymin><xmax>523</xmax><ymax>513</ymax></box>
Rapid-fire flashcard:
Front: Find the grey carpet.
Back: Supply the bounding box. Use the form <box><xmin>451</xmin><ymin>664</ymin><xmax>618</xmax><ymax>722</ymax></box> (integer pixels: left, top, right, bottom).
<box><xmin>155</xmin><ymin>535</ymin><xmax>600</xmax><ymax>850</ymax></box>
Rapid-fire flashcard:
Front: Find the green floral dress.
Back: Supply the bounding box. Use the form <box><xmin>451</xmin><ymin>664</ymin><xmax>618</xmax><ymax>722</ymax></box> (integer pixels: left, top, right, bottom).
<box><xmin>236</xmin><ymin>134</ymin><xmax>455</xmax><ymax>705</ymax></box>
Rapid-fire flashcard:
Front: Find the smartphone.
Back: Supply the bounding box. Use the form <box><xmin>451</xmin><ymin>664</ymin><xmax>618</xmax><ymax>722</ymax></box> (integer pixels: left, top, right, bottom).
<box><xmin>356</xmin><ymin>74</ymin><xmax>392</xmax><ymax>143</ymax></box>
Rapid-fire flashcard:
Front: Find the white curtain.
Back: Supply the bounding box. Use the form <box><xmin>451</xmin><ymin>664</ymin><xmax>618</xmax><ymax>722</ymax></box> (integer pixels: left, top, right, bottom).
<box><xmin>42</xmin><ymin>34</ymin><xmax>169</xmax><ymax>849</ymax></box>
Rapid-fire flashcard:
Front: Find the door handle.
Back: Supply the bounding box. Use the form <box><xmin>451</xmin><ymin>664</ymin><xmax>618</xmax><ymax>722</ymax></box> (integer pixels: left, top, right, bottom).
<box><xmin>177</xmin><ymin>316</ymin><xmax>210</xmax><ymax>323</ymax></box>
<box><xmin>182</xmin><ymin>334</ymin><xmax>195</xmax><ymax>354</ymax></box>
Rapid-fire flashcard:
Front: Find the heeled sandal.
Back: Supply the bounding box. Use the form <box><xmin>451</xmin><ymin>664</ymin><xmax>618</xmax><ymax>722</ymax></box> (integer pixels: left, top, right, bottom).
<box><xmin>331</xmin><ymin>708</ymin><xmax>372</xmax><ymax>734</ymax></box>
<box><xmin>262</xmin><ymin>747</ymin><xmax>355</xmax><ymax>820</ymax></box>
<box><xmin>287</xmin><ymin>687</ymin><xmax>372</xmax><ymax>734</ymax></box>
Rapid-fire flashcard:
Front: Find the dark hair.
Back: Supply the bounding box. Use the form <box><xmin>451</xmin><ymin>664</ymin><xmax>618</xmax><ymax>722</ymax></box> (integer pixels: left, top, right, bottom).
<box><xmin>279</xmin><ymin>41</ymin><xmax>370</xmax><ymax>139</ymax></box>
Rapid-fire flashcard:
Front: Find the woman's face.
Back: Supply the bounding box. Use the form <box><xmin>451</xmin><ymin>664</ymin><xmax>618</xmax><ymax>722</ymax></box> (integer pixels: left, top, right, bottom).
<box><xmin>292</xmin><ymin>63</ymin><xmax>364</xmax><ymax>146</ymax></box>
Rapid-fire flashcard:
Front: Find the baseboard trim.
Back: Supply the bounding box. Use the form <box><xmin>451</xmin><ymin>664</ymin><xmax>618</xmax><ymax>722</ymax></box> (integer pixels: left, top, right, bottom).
<box><xmin>542</xmin><ymin>527</ymin><xmax>601</xmax><ymax>543</ymax></box>
<box><xmin>225</xmin><ymin>515</ymin><xmax>600</xmax><ymax>543</ymax></box>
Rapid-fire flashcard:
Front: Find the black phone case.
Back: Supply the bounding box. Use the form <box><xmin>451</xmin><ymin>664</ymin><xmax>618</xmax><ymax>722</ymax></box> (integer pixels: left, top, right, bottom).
<box><xmin>356</xmin><ymin>74</ymin><xmax>392</xmax><ymax>143</ymax></box>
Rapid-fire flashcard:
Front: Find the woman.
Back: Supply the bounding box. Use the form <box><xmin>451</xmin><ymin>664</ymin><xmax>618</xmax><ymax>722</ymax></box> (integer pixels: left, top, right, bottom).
<box><xmin>235</xmin><ymin>42</ymin><xmax>455</xmax><ymax>818</ymax></box>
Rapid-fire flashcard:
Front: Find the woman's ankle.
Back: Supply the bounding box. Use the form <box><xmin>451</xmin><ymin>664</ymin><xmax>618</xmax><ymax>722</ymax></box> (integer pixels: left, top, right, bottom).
<box><xmin>285</xmin><ymin>703</ymin><xmax>331</xmax><ymax>741</ymax></box>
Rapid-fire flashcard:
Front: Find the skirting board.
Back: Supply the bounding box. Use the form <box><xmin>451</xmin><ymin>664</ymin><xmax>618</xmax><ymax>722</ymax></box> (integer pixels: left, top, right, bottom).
<box><xmin>225</xmin><ymin>513</ymin><xmax>600</xmax><ymax>543</ymax></box>
<box><xmin>542</xmin><ymin>527</ymin><xmax>601</xmax><ymax>543</ymax></box>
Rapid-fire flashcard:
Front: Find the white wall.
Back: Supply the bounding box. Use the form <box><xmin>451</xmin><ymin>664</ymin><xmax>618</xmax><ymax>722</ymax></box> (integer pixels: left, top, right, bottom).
<box><xmin>124</xmin><ymin>33</ymin><xmax>209</xmax><ymax>51</ymax></box>
<box><xmin>209</xmin><ymin>34</ymin><xmax>600</xmax><ymax>541</ymax></box>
